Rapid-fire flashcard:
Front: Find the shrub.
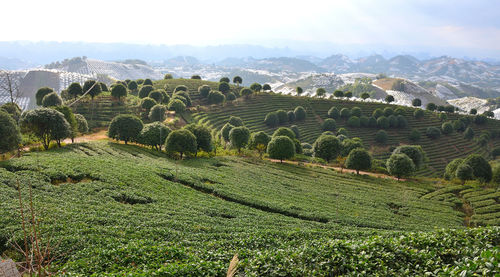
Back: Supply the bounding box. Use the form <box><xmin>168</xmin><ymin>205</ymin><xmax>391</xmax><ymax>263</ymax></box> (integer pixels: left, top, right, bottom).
<box><xmin>409</xmin><ymin>129</ymin><xmax>421</xmax><ymax>142</ymax></box>
<box><xmin>0</xmin><ymin>111</ymin><xmax>21</xmax><ymax>153</ymax></box>
<box><xmin>441</xmin><ymin>122</ymin><xmax>454</xmax><ymax>135</ymax></box>
<box><xmin>386</xmin><ymin>153</ymin><xmax>415</xmax><ymax>180</ymax></box>
<box><xmin>198</xmin><ymin>85</ymin><xmax>211</xmax><ymax>98</ymax></box>
<box><xmin>368</xmin><ymin>117</ymin><xmax>377</xmax><ymax>128</ymax></box>
<box><xmin>412</xmin><ymin>98</ymin><xmax>422</xmax><ymax>107</ymax></box>
<box><xmin>276</xmin><ymin>110</ymin><xmax>288</xmax><ymax>124</ymax></box>
<box><xmin>165</xmin><ymin>129</ymin><xmax>197</xmax><ymax>159</ymax></box>
<box><xmin>334</xmin><ymin>90</ymin><xmax>344</xmax><ymax>97</ymax></box>
<box><xmin>173</xmin><ymin>91</ymin><xmax>192</xmax><ymax>107</ymax></box>
<box><xmin>107</xmin><ymin>114</ymin><xmax>143</xmax><ymax>144</ymax></box>
<box><xmin>164</xmin><ymin>74</ymin><xmax>173</xmax><ymax>79</ymax></box>
<box><xmin>83</xmin><ymin>80</ymin><xmax>102</xmax><ymax>100</ymax></box>
<box><xmin>464</xmin><ymin>127</ymin><xmax>474</xmax><ymax>140</ymax></box>
<box><xmin>385</xmin><ymin>95</ymin><xmax>394</xmax><ymax>103</ymax></box>
<box><xmin>287</xmin><ymin>111</ymin><xmax>295</xmax><ymax>122</ymax></box>
<box><xmin>191</xmin><ymin>75</ymin><xmax>201</xmax><ymax>79</ymax></box>
<box><xmin>160</xmin><ymin>91</ymin><xmax>170</xmax><ymax>104</ymax></box>
<box><xmin>336</xmin><ymin>128</ymin><xmax>348</xmax><ymax>137</ymax></box>
<box><xmin>35</xmin><ymin>87</ymin><xmax>54</xmax><ymax>106</ymax></box>
<box><xmin>52</xmin><ymin>105</ymin><xmax>78</xmax><ymax>141</ymax></box>
<box><xmin>316</xmin><ymin>88</ymin><xmax>326</xmax><ymax>97</ymax></box>
<box><xmin>75</xmin><ymin>114</ymin><xmax>88</xmax><ymax>134</ymax></box>
<box><xmin>351</xmin><ymin>107</ymin><xmax>362</xmax><ymax>117</ymax></box>
<box><xmin>20</xmin><ymin>108</ymin><xmax>71</xmax><ymax>149</ymax></box>
<box><xmin>267</xmin><ymin>136</ymin><xmax>295</xmax><ymax>162</ymax></box>
<box><xmin>143</xmin><ymin>79</ymin><xmax>153</xmax><ymax>86</ymax></box>
<box><xmin>42</xmin><ymin>92</ymin><xmax>63</xmax><ymax>107</ymax></box>
<box><xmin>347</xmin><ymin>116</ymin><xmax>360</xmax><ymax>127</ymax></box>
<box><xmin>383</xmin><ymin>107</ymin><xmax>393</xmax><ymax>117</ymax></box>
<box><xmin>462</xmin><ymin>154</ymin><xmax>492</xmax><ymax>183</ymax></box>
<box><xmin>377</xmin><ymin>116</ymin><xmax>389</xmax><ymax>129</ymax></box>
<box><xmin>414</xmin><ymin>109</ymin><xmax>424</xmax><ymax>119</ymax></box>
<box><xmin>388</xmin><ymin>115</ymin><xmax>397</xmax><ymax>128</ymax></box>
<box><xmin>396</xmin><ymin>115</ymin><xmax>408</xmax><ymax>128</ymax></box>
<box><xmin>226</xmin><ymin>116</ymin><xmax>243</xmax><ymax>127</ymax></box>
<box><xmin>340</xmin><ymin>108</ymin><xmax>351</xmax><ymax>119</ymax></box>
<box><xmin>492</xmin><ymin>165</ymin><xmax>500</xmax><ymax>184</ymax></box>
<box><xmin>426</xmin><ymin>127</ymin><xmax>441</xmax><ymax>139</ymax></box>
<box><xmin>346</xmin><ymin>148</ymin><xmax>372</xmax><ymax>174</ymax></box>
<box><xmin>128</xmin><ymin>80</ymin><xmax>138</xmax><ymax>91</ymax></box>
<box><xmin>470</xmin><ymin>108</ymin><xmax>477</xmax><ymax>115</ymax></box>
<box><xmin>453</xmin><ymin>120</ymin><xmax>466</xmax><ymax>132</ymax></box>
<box><xmin>444</xmin><ymin>158</ymin><xmax>464</xmax><ymax>180</ymax></box>
<box><xmin>218</xmin><ymin>82</ymin><xmax>231</xmax><ymax>93</ymax></box>
<box><xmin>240</xmin><ymin>88</ymin><xmax>253</xmax><ymax>98</ymax></box>
<box><xmin>250</xmin><ymin>83</ymin><xmax>262</xmax><ymax>92</ymax></box>
<box><xmin>1</xmin><ymin>103</ymin><xmax>21</xmax><ymax>121</ymax></box>
<box><xmin>290</xmin><ymin>125</ymin><xmax>300</xmax><ymax>138</ymax></box>
<box><xmin>148</xmin><ymin>90</ymin><xmax>163</xmax><ymax>103</ymax></box>
<box><xmin>375</xmin><ymin>130</ymin><xmax>388</xmax><ymax>144</ymax></box>
<box><xmin>313</xmin><ymin>135</ymin><xmax>341</xmax><ymax>162</ymax></box>
<box><xmin>184</xmin><ymin>124</ymin><xmax>212</xmax><ymax>153</ymax></box>
<box><xmin>139</xmin><ymin>85</ymin><xmax>154</xmax><ymax>98</ymax></box>
<box><xmin>438</xmin><ymin>113</ymin><xmax>447</xmax><ymax>121</ymax></box>
<box><xmin>344</xmin><ymin>91</ymin><xmax>353</xmax><ymax>98</ymax></box>
<box><xmin>263</xmin><ymin>84</ymin><xmax>272</xmax><ymax>91</ymax></box>
<box><xmin>249</xmin><ymin>131</ymin><xmax>271</xmax><ymax>155</ymax></box>
<box><xmin>456</xmin><ymin>164</ymin><xmax>474</xmax><ymax>184</ymax></box>
<box><xmin>221</xmin><ymin>123</ymin><xmax>234</xmax><ymax>142</ymax></box>
<box><xmin>141</xmin><ymin>97</ymin><xmax>157</xmax><ymax>110</ymax></box>
<box><xmin>233</xmin><ymin>76</ymin><xmax>242</xmax><ymax>85</ymax></box>
<box><xmin>167</xmin><ymin>99</ymin><xmax>186</xmax><ymax>114</ymax></box>
<box><xmin>327</xmin><ymin>107</ymin><xmax>340</xmax><ymax>119</ymax></box>
<box><xmin>372</xmin><ymin>108</ymin><xmax>383</xmax><ymax>119</ymax></box>
<box><xmin>444</xmin><ymin>105</ymin><xmax>455</xmax><ymax>113</ymax></box>
<box><xmin>294</xmin><ymin>106</ymin><xmax>306</xmax><ymax>120</ymax></box>
<box><xmin>392</xmin><ymin>145</ymin><xmax>426</xmax><ymax>169</ymax></box>
<box><xmin>138</xmin><ymin>122</ymin><xmax>171</xmax><ymax>151</ymax></box>
<box><xmin>273</xmin><ymin>127</ymin><xmax>295</xmax><ymax>140</ymax></box>
<box><xmin>111</xmin><ymin>84</ymin><xmax>127</xmax><ymax>101</ymax></box>
<box><xmin>149</xmin><ymin>104</ymin><xmax>167</xmax><ymax>122</ymax></box>
<box><xmin>207</xmin><ymin>90</ymin><xmax>225</xmax><ymax>104</ymax></box>
<box><xmin>264</xmin><ymin>112</ymin><xmax>279</xmax><ymax>127</ymax></box>
<box><xmin>394</xmin><ymin>108</ymin><xmax>405</xmax><ymax>116</ymax></box>
<box><xmin>293</xmin><ymin>139</ymin><xmax>302</xmax><ymax>154</ymax></box>
<box><xmin>322</xmin><ymin>118</ymin><xmax>337</xmax><ymax>131</ymax></box>
<box><xmin>226</xmin><ymin>92</ymin><xmax>236</xmax><ymax>101</ymax></box>
<box><xmin>474</xmin><ymin>114</ymin><xmax>487</xmax><ymax>125</ymax></box>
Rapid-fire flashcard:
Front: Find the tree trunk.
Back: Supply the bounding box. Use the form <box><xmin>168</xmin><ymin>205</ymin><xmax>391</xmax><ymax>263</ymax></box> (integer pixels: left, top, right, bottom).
<box><xmin>125</xmin><ymin>140</ymin><xmax>128</xmax><ymax>145</ymax></box>
<box><xmin>180</xmin><ymin>152</ymin><xmax>183</xmax><ymax>159</ymax></box>
<box><xmin>356</xmin><ymin>169</ymin><xmax>359</xmax><ymax>175</ymax></box>
<box><xmin>280</xmin><ymin>159</ymin><xmax>283</xmax><ymax>163</ymax></box>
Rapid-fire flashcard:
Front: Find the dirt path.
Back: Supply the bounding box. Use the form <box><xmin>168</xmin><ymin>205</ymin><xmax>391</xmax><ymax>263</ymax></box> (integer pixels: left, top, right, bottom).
<box><xmin>62</xmin><ymin>129</ymin><xmax>109</xmax><ymax>144</ymax></box>
<box><xmin>266</xmin><ymin>158</ymin><xmax>403</xmax><ymax>181</ymax></box>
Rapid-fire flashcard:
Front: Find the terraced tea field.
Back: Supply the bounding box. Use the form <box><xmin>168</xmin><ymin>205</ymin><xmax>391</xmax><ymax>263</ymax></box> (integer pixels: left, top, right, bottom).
<box><xmin>1</xmin><ymin>141</ymin><xmax>497</xmax><ymax>275</ymax></box>
<box><xmin>193</xmin><ymin>93</ymin><xmax>500</xmax><ymax>177</ymax></box>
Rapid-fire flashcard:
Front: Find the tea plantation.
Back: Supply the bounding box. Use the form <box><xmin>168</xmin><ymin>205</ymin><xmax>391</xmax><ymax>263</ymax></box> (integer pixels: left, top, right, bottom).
<box><xmin>1</xmin><ymin>141</ymin><xmax>499</xmax><ymax>275</ymax></box>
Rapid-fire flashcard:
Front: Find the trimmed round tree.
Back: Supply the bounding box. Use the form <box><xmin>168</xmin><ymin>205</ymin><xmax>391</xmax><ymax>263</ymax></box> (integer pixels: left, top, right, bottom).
<box><xmin>360</xmin><ymin>92</ymin><xmax>370</xmax><ymax>100</ymax></box>
<box><xmin>138</xmin><ymin>122</ymin><xmax>171</xmax><ymax>150</ymax></box>
<box><xmin>1</xmin><ymin>102</ymin><xmax>22</xmax><ymax>121</ymax></box>
<box><xmin>184</xmin><ymin>124</ymin><xmax>212</xmax><ymax>153</ymax></box>
<box><xmin>347</xmin><ymin>116</ymin><xmax>360</xmax><ymax>127</ymax></box>
<box><xmin>341</xmin><ymin>138</ymin><xmax>363</xmax><ymax>157</ymax></box>
<box><xmin>412</xmin><ymin>98</ymin><xmax>422</xmax><ymax>107</ymax></box>
<box><xmin>462</xmin><ymin>154</ymin><xmax>492</xmax><ymax>183</ymax></box>
<box><xmin>294</xmin><ymin>106</ymin><xmax>306</xmax><ymax>121</ymax></box>
<box><xmin>139</xmin><ymin>85</ymin><xmax>154</xmax><ymax>98</ymax></box>
<box><xmin>148</xmin><ymin>90</ymin><xmax>164</xmax><ymax>103</ymax></box>
<box><xmin>340</xmin><ymin>108</ymin><xmax>351</xmax><ymax>119</ymax></box>
<box><xmin>290</xmin><ymin>125</ymin><xmax>300</xmax><ymax>139</ymax></box>
<box><xmin>20</xmin><ymin>108</ymin><xmax>71</xmax><ymax>149</ymax></box>
<box><xmin>426</xmin><ymin>127</ymin><xmax>441</xmax><ymax>139</ymax></box>
<box><xmin>409</xmin><ymin>129</ymin><xmax>421</xmax><ymax>142</ymax></box>
<box><xmin>249</xmin><ymin>131</ymin><xmax>271</xmax><ymax>156</ymax></box>
<box><xmin>0</xmin><ymin>110</ymin><xmax>22</xmax><ymax>153</ymax></box>
<box><xmin>287</xmin><ymin>111</ymin><xmax>295</xmax><ymax>122</ymax></box>
<box><xmin>385</xmin><ymin>95</ymin><xmax>395</xmax><ymax>103</ymax></box>
<box><xmin>67</xmin><ymin>82</ymin><xmax>83</xmax><ymax>99</ymax></box>
<box><xmin>414</xmin><ymin>109</ymin><xmax>424</xmax><ymax>119</ymax></box>
<box><xmin>228</xmin><ymin>116</ymin><xmax>244</xmax><ymax>127</ymax></box>
<box><xmin>383</xmin><ymin>107</ymin><xmax>394</xmax><ymax>117</ymax></box>
<box><xmin>313</xmin><ymin>135</ymin><xmax>341</xmax><ymax>163</ymax></box>
<box><xmin>128</xmin><ymin>80</ymin><xmax>138</xmax><ymax>92</ymax></box>
<box><xmin>328</xmin><ymin>107</ymin><xmax>340</xmax><ymax>119</ymax></box>
<box><xmin>386</xmin><ymin>153</ymin><xmax>415</xmax><ymax>180</ymax></box>
<box><xmin>377</xmin><ymin>116</ymin><xmax>389</xmax><ymax>129</ymax></box>
<box><xmin>444</xmin><ymin>158</ymin><xmax>465</xmax><ymax>180</ymax></box>
<box><xmin>219</xmin><ymin>77</ymin><xmax>230</xmax><ymax>83</ymax></box>
<box><xmin>264</xmin><ymin>112</ymin><xmax>279</xmax><ymax>127</ymax></box>
<box><xmin>221</xmin><ymin>123</ymin><xmax>234</xmax><ymax>142</ymax></box>
<box><xmin>207</xmin><ymin>90</ymin><xmax>225</xmax><ymax>104</ymax></box>
<box><xmin>267</xmin><ymin>136</ymin><xmax>295</xmax><ymax>163</ymax></box>
<box><xmin>296</xmin><ymin>86</ymin><xmax>303</xmax><ymax>95</ymax></box>
<box><xmin>191</xmin><ymin>75</ymin><xmax>201</xmax><ymax>80</ymax></box>
<box><xmin>108</xmin><ymin>114</ymin><xmax>143</xmax><ymax>144</ymax></box>
<box><xmin>141</xmin><ymin>97</ymin><xmax>157</xmax><ymax>111</ymax></box>
<box><xmin>372</xmin><ymin>108</ymin><xmax>383</xmax><ymax>119</ymax></box>
<box><xmin>240</xmin><ymin>88</ymin><xmax>253</xmax><ymax>98</ymax></box>
<box><xmin>396</xmin><ymin>115</ymin><xmax>408</xmax><ymax>128</ymax></box>
<box><xmin>470</xmin><ymin>108</ymin><xmax>477</xmax><ymax>115</ymax></box>
<box><xmin>111</xmin><ymin>84</ymin><xmax>128</xmax><ymax>101</ymax></box>
<box><xmin>52</xmin><ymin>105</ymin><xmax>78</xmax><ymax>142</ymax></box>
<box><xmin>455</xmin><ymin>163</ymin><xmax>474</xmax><ymax>184</ymax></box>
<box><xmin>149</xmin><ymin>104</ymin><xmax>167</xmax><ymax>122</ymax></box>
<box><xmin>167</xmin><ymin>99</ymin><xmax>186</xmax><ymax>114</ymax></box>
<box><xmin>276</xmin><ymin>110</ymin><xmax>288</xmax><ymax>124</ymax></box>
<box><xmin>233</xmin><ymin>76</ymin><xmax>242</xmax><ymax>86</ymax></box>
<box><xmin>322</xmin><ymin>118</ymin><xmax>337</xmax><ymax>131</ymax></box>
<box><xmin>164</xmin><ymin>74</ymin><xmax>173</xmax><ymax>80</ymax></box>
<box><xmin>392</xmin><ymin>145</ymin><xmax>426</xmax><ymax>169</ymax></box>
<box><xmin>441</xmin><ymin>122</ymin><xmax>454</xmax><ymax>135</ymax></box>
<box><xmin>351</xmin><ymin>107</ymin><xmax>362</xmax><ymax>117</ymax></box>
<box><xmin>83</xmin><ymin>80</ymin><xmax>102</xmax><ymax>100</ymax></box>
<box><xmin>218</xmin><ymin>82</ymin><xmax>230</xmax><ymax>94</ymax></box>
<box><xmin>464</xmin><ymin>127</ymin><xmax>474</xmax><ymax>140</ymax></box>
<box><xmin>197</xmin><ymin>85</ymin><xmax>210</xmax><ymax>98</ymax></box>
<box><xmin>165</xmin><ymin>129</ymin><xmax>197</xmax><ymax>159</ymax></box>
<box><xmin>316</xmin><ymin>88</ymin><xmax>326</xmax><ymax>97</ymax></box>
<box><xmin>35</xmin><ymin>87</ymin><xmax>54</xmax><ymax>106</ymax></box>
<box><xmin>143</xmin><ymin>79</ymin><xmax>153</xmax><ymax>86</ymax></box>
<box><xmin>375</xmin><ymin>130</ymin><xmax>388</xmax><ymax>144</ymax></box>
<box><xmin>346</xmin><ymin>148</ymin><xmax>372</xmax><ymax>174</ymax></box>
<box><xmin>344</xmin><ymin>91</ymin><xmax>353</xmax><ymax>98</ymax></box>
<box><xmin>229</xmin><ymin>126</ymin><xmax>250</xmax><ymax>153</ymax></box>
<box><xmin>226</xmin><ymin>92</ymin><xmax>236</xmax><ymax>101</ymax></box>
<box><xmin>272</xmin><ymin>127</ymin><xmax>295</xmax><ymax>140</ymax></box>
<box><xmin>334</xmin><ymin>90</ymin><xmax>344</xmax><ymax>97</ymax></box>
<box><xmin>75</xmin><ymin>114</ymin><xmax>88</xmax><ymax>134</ymax></box>
<box><xmin>426</xmin><ymin>103</ymin><xmax>437</xmax><ymax>111</ymax></box>
<box><xmin>250</xmin><ymin>83</ymin><xmax>262</xmax><ymax>92</ymax></box>
<box><xmin>263</xmin><ymin>84</ymin><xmax>272</xmax><ymax>91</ymax></box>
<box><xmin>42</xmin><ymin>92</ymin><xmax>63</xmax><ymax>107</ymax></box>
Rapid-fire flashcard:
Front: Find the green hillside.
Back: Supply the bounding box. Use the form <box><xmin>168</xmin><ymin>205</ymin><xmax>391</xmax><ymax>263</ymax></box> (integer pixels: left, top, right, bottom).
<box><xmin>1</xmin><ymin>141</ymin><xmax>498</xmax><ymax>275</ymax></box>
<box><xmin>192</xmin><ymin>93</ymin><xmax>500</xmax><ymax>177</ymax></box>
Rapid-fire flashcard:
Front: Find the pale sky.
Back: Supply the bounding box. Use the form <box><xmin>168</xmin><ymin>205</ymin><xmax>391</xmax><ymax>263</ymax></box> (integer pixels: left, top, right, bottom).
<box><xmin>2</xmin><ymin>0</ymin><xmax>499</xmax><ymax>57</ymax></box>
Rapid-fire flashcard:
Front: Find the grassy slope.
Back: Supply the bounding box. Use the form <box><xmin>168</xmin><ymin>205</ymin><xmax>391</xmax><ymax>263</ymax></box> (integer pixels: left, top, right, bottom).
<box><xmin>192</xmin><ymin>93</ymin><xmax>500</xmax><ymax>177</ymax></box>
<box><xmin>2</xmin><ymin>141</ymin><xmax>497</xmax><ymax>275</ymax></box>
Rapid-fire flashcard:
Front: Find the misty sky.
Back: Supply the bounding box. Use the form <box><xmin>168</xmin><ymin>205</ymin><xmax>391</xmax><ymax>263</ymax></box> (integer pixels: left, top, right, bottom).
<box><xmin>2</xmin><ymin>0</ymin><xmax>499</xmax><ymax>58</ymax></box>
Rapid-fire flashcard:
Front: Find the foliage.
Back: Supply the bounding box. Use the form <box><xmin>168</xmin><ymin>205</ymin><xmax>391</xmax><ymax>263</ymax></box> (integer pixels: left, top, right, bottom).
<box><xmin>208</xmin><ymin>90</ymin><xmax>225</xmax><ymax>104</ymax></box>
<box><xmin>250</xmin><ymin>83</ymin><xmax>262</xmax><ymax>92</ymax></box>
<box><xmin>340</xmin><ymin>108</ymin><xmax>351</xmax><ymax>119</ymax></box>
<box><xmin>296</xmin><ymin>86</ymin><xmax>303</xmax><ymax>95</ymax></box>
<box><xmin>409</xmin><ymin>129</ymin><xmax>420</xmax><ymax>142</ymax></box>
<box><xmin>372</xmin><ymin>108</ymin><xmax>383</xmax><ymax>118</ymax></box>
<box><xmin>462</xmin><ymin>154</ymin><xmax>492</xmax><ymax>183</ymax></box>
<box><xmin>264</xmin><ymin>112</ymin><xmax>279</xmax><ymax>127</ymax></box>
<box><xmin>42</xmin><ymin>92</ymin><xmax>63</xmax><ymax>107</ymax></box>
<box><xmin>229</xmin><ymin>126</ymin><xmax>250</xmax><ymax>152</ymax></box>
<box><xmin>441</xmin><ymin>122</ymin><xmax>454</xmax><ymax>135</ymax></box>
<box><xmin>143</xmin><ymin>79</ymin><xmax>153</xmax><ymax>86</ymax></box>
<box><xmin>347</xmin><ymin>116</ymin><xmax>360</xmax><ymax>127</ymax></box>
<box><xmin>218</xmin><ymin>82</ymin><xmax>231</xmax><ymax>94</ymax></box>
<box><xmin>263</xmin><ymin>84</ymin><xmax>272</xmax><ymax>91</ymax></box>
<box><xmin>290</xmin><ymin>125</ymin><xmax>300</xmax><ymax>139</ymax></box>
<box><xmin>233</xmin><ymin>76</ymin><xmax>242</xmax><ymax>85</ymax></box>
<box><xmin>351</xmin><ymin>107</ymin><xmax>362</xmax><ymax>117</ymax></box>
<box><xmin>474</xmin><ymin>114</ymin><xmax>487</xmax><ymax>125</ymax></box>
<box><xmin>328</xmin><ymin>107</ymin><xmax>340</xmax><ymax>119</ymax></box>
<box><xmin>0</xmin><ymin>102</ymin><xmax>21</xmax><ymax>121</ymax></box>
<box><xmin>184</xmin><ymin>124</ymin><xmax>212</xmax><ymax>153</ymax></box>
<box><xmin>375</xmin><ymin>130</ymin><xmax>388</xmax><ymax>144</ymax></box>
<box><xmin>52</xmin><ymin>105</ymin><xmax>78</xmax><ymax>140</ymax></box>
<box><xmin>346</xmin><ymin>148</ymin><xmax>372</xmax><ymax>174</ymax></box>
<box><xmin>74</xmin><ymin>114</ymin><xmax>88</xmax><ymax>134</ymax></box>
<box><xmin>199</xmin><ymin>85</ymin><xmax>211</xmax><ymax>98</ymax></box>
<box><xmin>108</xmin><ymin>114</ymin><xmax>143</xmax><ymax>144</ymax></box>
<box><xmin>67</xmin><ymin>82</ymin><xmax>83</xmax><ymax>98</ymax></box>
<box><xmin>83</xmin><ymin>80</ymin><xmax>102</xmax><ymax>99</ymax></box>
<box><xmin>0</xmin><ymin>110</ymin><xmax>21</xmax><ymax>153</ymax></box>
<box><xmin>426</xmin><ymin>127</ymin><xmax>441</xmax><ymax>139</ymax></box>
<box><xmin>341</xmin><ymin>138</ymin><xmax>363</xmax><ymax>157</ymax></box>
<box><xmin>168</xmin><ymin>99</ymin><xmax>186</xmax><ymax>114</ymax></box>
<box><xmin>138</xmin><ymin>122</ymin><xmax>171</xmax><ymax>150</ymax></box>
<box><xmin>316</xmin><ymin>88</ymin><xmax>326</xmax><ymax>97</ymax></box>
<box><xmin>166</xmin><ymin>129</ymin><xmax>197</xmax><ymax>159</ymax></box>
<box><xmin>191</xmin><ymin>75</ymin><xmax>201</xmax><ymax>80</ymax></box>
<box><xmin>221</xmin><ymin>123</ymin><xmax>234</xmax><ymax>142</ymax></box>
<box><xmin>413</xmin><ymin>109</ymin><xmax>424</xmax><ymax>119</ymax></box>
<box><xmin>35</xmin><ymin>87</ymin><xmax>54</xmax><ymax>106</ymax></box>
<box><xmin>240</xmin><ymin>88</ymin><xmax>253</xmax><ymax>98</ymax></box>
<box><xmin>377</xmin><ymin>116</ymin><xmax>389</xmax><ymax>129</ymax></box>
<box><xmin>219</xmin><ymin>77</ymin><xmax>230</xmax><ymax>83</ymax></box>
<box><xmin>322</xmin><ymin>118</ymin><xmax>337</xmax><ymax>131</ymax></box>
<box><xmin>313</xmin><ymin>135</ymin><xmax>341</xmax><ymax>162</ymax></box>
<box><xmin>334</xmin><ymin>90</ymin><xmax>344</xmax><ymax>97</ymax></box>
<box><xmin>20</xmin><ymin>108</ymin><xmax>71</xmax><ymax>149</ymax></box>
<box><xmin>464</xmin><ymin>127</ymin><xmax>474</xmax><ymax>140</ymax></box>
<box><xmin>141</xmin><ymin>97</ymin><xmax>157</xmax><ymax>111</ymax></box>
<box><xmin>287</xmin><ymin>111</ymin><xmax>295</xmax><ymax>122</ymax></box>
<box><xmin>385</xmin><ymin>95</ymin><xmax>394</xmax><ymax>103</ymax></box>
<box><xmin>267</xmin><ymin>136</ymin><xmax>295</xmax><ymax>162</ymax></box>
<box><xmin>392</xmin><ymin>145</ymin><xmax>426</xmax><ymax>169</ymax></box>
<box><xmin>412</xmin><ymin>98</ymin><xmax>421</xmax><ymax>107</ymax></box>
<box><xmin>111</xmin><ymin>84</ymin><xmax>128</xmax><ymax>101</ymax></box>
<box><xmin>426</xmin><ymin>103</ymin><xmax>437</xmax><ymax>111</ymax></box>
<box><xmin>455</xmin><ymin>164</ymin><xmax>474</xmax><ymax>183</ymax></box>
<box><xmin>276</xmin><ymin>110</ymin><xmax>288</xmax><ymax>124</ymax></box>
<box><xmin>148</xmin><ymin>90</ymin><xmax>164</xmax><ymax>103</ymax></box>
<box><xmin>249</xmin><ymin>131</ymin><xmax>271</xmax><ymax>153</ymax></box>
<box><xmin>228</xmin><ymin>116</ymin><xmax>244</xmax><ymax>127</ymax></box>
<box><xmin>139</xmin><ymin>85</ymin><xmax>154</xmax><ymax>99</ymax></box>
<box><xmin>386</xmin><ymin>153</ymin><xmax>415</xmax><ymax>179</ymax></box>
<box><xmin>273</xmin><ymin>127</ymin><xmax>296</xmax><ymax>140</ymax></box>
<box><xmin>149</xmin><ymin>104</ymin><xmax>167</xmax><ymax>122</ymax></box>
